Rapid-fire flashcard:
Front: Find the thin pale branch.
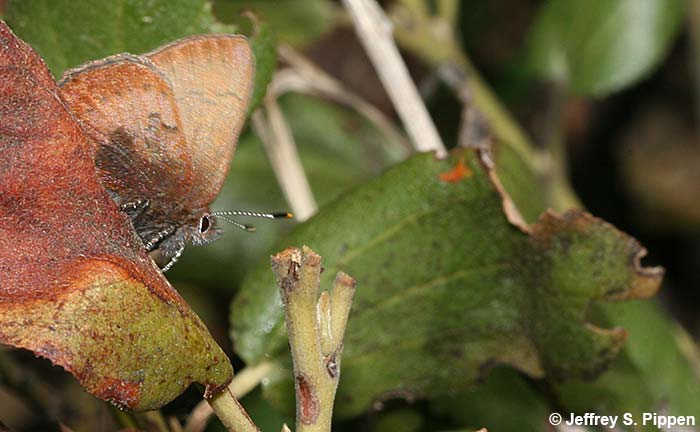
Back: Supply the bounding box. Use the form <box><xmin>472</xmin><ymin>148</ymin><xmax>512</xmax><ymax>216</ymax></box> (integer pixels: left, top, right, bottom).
<box><xmin>274</xmin><ymin>44</ymin><xmax>412</xmax><ymax>155</ymax></box>
<box><xmin>342</xmin><ymin>0</ymin><xmax>447</xmax><ymax>157</ymax></box>
<box><xmin>139</xmin><ymin>410</ymin><xmax>169</xmax><ymax>432</ymax></box>
<box><xmin>169</xmin><ymin>416</ymin><xmax>185</xmax><ymax>432</ymax></box>
<box><xmin>252</xmin><ymin>99</ymin><xmax>318</xmax><ymax>222</ymax></box>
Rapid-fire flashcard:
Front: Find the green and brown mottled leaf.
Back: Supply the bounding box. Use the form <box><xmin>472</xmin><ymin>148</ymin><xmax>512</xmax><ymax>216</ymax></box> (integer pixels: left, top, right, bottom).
<box><xmin>230</xmin><ymin>146</ymin><xmax>661</xmax><ymax>417</ymax></box>
<box><xmin>0</xmin><ymin>21</ymin><xmax>231</xmax><ymax>411</ymax></box>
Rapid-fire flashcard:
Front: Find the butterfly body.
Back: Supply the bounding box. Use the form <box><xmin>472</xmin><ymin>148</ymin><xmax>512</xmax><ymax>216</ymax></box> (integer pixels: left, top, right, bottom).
<box><xmin>59</xmin><ymin>35</ymin><xmax>255</xmax><ymax>270</ymax></box>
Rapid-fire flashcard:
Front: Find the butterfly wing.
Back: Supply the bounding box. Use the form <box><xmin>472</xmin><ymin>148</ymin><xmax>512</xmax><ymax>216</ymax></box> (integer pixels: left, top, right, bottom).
<box><xmin>146</xmin><ymin>35</ymin><xmax>254</xmax><ymax>208</ymax></box>
<box><xmin>59</xmin><ymin>55</ymin><xmax>194</xmax><ymax>208</ymax></box>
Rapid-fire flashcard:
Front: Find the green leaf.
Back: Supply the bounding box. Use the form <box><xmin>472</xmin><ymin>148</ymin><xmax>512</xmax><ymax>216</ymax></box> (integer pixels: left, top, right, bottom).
<box><xmin>4</xmin><ymin>0</ymin><xmax>276</xmax><ymax>109</ymax></box>
<box><xmin>230</xmin><ymin>148</ymin><xmax>660</xmax><ymax>417</ymax></box>
<box><xmin>527</xmin><ymin>0</ymin><xmax>683</xmax><ymax>96</ymax></box>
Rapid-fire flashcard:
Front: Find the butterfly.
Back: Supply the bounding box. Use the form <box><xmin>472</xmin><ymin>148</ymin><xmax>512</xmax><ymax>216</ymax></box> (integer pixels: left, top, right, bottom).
<box><xmin>59</xmin><ymin>35</ymin><xmax>289</xmax><ymax>272</ymax></box>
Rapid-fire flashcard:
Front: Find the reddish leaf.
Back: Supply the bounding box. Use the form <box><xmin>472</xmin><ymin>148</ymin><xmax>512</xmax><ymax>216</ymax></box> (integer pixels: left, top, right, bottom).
<box><xmin>0</xmin><ymin>21</ymin><xmax>231</xmax><ymax>411</ymax></box>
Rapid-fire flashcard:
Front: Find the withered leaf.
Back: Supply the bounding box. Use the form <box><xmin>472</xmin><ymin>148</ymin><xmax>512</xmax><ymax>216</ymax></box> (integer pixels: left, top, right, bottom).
<box><xmin>0</xmin><ymin>21</ymin><xmax>231</xmax><ymax>411</ymax></box>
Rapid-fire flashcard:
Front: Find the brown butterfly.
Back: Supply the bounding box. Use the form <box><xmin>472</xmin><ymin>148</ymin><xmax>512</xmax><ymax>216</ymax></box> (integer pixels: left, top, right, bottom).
<box><xmin>59</xmin><ymin>35</ymin><xmax>289</xmax><ymax>272</ymax></box>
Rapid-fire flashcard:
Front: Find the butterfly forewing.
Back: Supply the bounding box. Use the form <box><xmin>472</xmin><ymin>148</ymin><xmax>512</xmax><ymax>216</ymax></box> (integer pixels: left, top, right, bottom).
<box><xmin>56</xmin><ymin>34</ymin><xmax>255</xmax><ymax>269</ymax></box>
<box><xmin>146</xmin><ymin>35</ymin><xmax>254</xmax><ymax>208</ymax></box>
<box><xmin>59</xmin><ymin>56</ymin><xmax>194</xmax><ymax>208</ymax></box>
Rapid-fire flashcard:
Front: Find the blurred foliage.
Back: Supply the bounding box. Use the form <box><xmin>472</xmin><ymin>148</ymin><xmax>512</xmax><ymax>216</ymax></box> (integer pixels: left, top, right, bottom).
<box><xmin>2</xmin><ymin>0</ymin><xmax>700</xmax><ymax>431</ymax></box>
<box><xmin>527</xmin><ymin>0</ymin><xmax>684</xmax><ymax>96</ymax></box>
<box><xmin>430</xmin><ymin>367</ymin><xmax>549</xmax><ymax>431</ymax></box>
<box><xmin>5</xmin><ymin>0</ymin><xmax>220</xmax><ymax>77</ymax></box>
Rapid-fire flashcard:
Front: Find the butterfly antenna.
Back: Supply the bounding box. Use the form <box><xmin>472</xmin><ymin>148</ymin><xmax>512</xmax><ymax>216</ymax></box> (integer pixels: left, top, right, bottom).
<box><xmin>211</xmin><ymin>210</ymin><xmax>293</xmax><ymax>220</ymax></box>
<box><xmin>215</xmin><ymin>214</ymin><xmax>257</xmax><ymax>232</ymax></box>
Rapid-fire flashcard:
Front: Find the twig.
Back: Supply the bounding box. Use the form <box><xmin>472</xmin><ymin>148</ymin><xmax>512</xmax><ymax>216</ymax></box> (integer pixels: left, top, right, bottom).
<box><xmin>275</xmin><ymin>44</ymin><xmax>412</xmax><ymax>155</ymax></box>
<box><xmin>271</xmin><ymin>247</ymin><xmax>356</xmax><ymax>432</ymax></box>
<box><xmin>253</xmin><ymin>97</ymin><xmax>318</xmax><ymax>222</ymax></box>
<box><xmin>185</xmin><ymin>361</ymin><xmax>276</xmax><ymax>432</ymax></box>
<box><xmin>139</xmin><ymin>410</ymin><xmax>170</xmax><ymax>432</ymax></box>
<box><xmin>169</xmin><ymin>416</ymin><xmax>184</xmax><ymax>432</ymax></box>
<box><xmin>390</xmin><ymin>2</ymin><xmax>582</xmax><ymax>211</ymax></box>
<box><xmin>537</xmin><ymin>83</ymin><xmax>582</xmax><ymax>210</ymax></box>
<box><xmin>342</xmin><ymin>0</ymin><xmax>447</xmax><ymax>157</ymax></box>
<box><xmin>390</xmin><ymin>2</ymin><xmax>538</xmax><ymax>170</ymax></box>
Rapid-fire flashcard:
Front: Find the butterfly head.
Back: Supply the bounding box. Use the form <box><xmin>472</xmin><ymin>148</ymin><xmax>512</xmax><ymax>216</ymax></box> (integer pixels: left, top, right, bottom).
<box><xmin>189</xmin><ymin>210</ymin><xmax>293</xmax><ymax>246</ymax></box>
<box><xmin>189</xmin><ymin>212</ymin><xmax>224</xmax><ymax>246</ymax></box>
<box><xmin>155</xmin><ymin>209</ymin><xmax>292</xmax><ymax>273</ymax></box>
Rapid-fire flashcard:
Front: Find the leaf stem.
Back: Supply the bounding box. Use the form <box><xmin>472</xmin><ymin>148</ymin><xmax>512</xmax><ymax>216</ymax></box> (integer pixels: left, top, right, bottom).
<box><xmin>271</xmin><ymin>247</ymin><xmax>356</xmax><ymax>432</ymax></box>
<box><xmin>185</xmin><ymin>361</ymin><xmax>276</xmax><ymax>432</ymax></box>
<box><xmin>389</xmin><ymin>1</ymin><xmax>536</xmax><ymax>169</ymax></box>
<box><xmin>208</xmin><ymin>384</ymin><xmax>259</xmax><ymax>432</ymax></box>
<box><xmin>112</xmin><ymin>408</ymin><xmax>139</xmax><ymax>430</ymax></box>
<box><xmin>0</xmin><ymin>350</ymin><xmax>60</xmax><ymax>416</ymax></box>
<box><xmin>538</xmin><ymin>83</ymin><xmax>582</xmax><ymax>210</ymax></box>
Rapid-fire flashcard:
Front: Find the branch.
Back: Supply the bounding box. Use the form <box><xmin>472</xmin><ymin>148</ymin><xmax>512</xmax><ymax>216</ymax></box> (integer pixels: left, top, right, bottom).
<box><xmin>342</xmin><ymin>0</ymin><xmax>447</xmax><ymax>157</ymax></box>
<box><xmin>252</xmin><ymin>97</ymin><xmax>318</xmax><ymax>222</ymax></box>
<box><xmin>390</xmin><ymin>2</ymin><xmax>538</xmax><ymax>170</ymax></box>
<box><xmin>271</xmin><ymin>247</ymin><xmax>356</xmax><ymax>432</ymax></box>
<box><xmin>274</xmin><ymin>44</ymin><xmax>412</xmax><ymax>155</ymax></box>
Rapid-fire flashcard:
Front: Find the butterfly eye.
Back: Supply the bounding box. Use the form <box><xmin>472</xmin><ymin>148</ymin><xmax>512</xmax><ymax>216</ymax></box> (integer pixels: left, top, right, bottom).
<box><xmin>199</xmin><ymin>214</ymin><xmax>211</xmax><ymax>233</ymax></box>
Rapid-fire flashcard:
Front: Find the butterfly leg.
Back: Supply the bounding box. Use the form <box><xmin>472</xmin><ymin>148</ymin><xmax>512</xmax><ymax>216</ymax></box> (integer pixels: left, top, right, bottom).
<box><xmin>120</xmin><ymin>199</ymin><xmax>150</xmax><ymax>220</ymax></box>
<box><xmin>160</xmin><ymin>244</ymin><xmax>184</xmax><ymax>273</ymax></box>
<box><xmin>144</xmin><ymin>225</ymin><xmax>176</xmax><ymax>252</ymax></box>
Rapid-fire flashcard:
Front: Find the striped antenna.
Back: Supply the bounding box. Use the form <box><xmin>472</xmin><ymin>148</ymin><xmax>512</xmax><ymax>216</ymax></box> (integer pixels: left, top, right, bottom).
<box><xmin>211</xmin><ymin>210</ymin><xmax>293</xmax><ymax>220</ymax></box>
<box><xmin>210</xmin><ymin>210</ymin><xmax>293</xmax><ymax>233</ymax></box>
